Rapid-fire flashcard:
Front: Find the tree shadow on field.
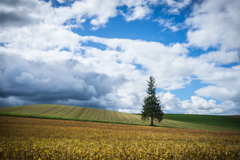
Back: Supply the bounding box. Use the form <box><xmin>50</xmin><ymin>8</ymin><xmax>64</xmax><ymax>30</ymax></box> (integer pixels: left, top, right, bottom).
<box><xmin>149</xmin><ymin>124</ymin><xmax>157</xmax><ymax>127</ymax></box>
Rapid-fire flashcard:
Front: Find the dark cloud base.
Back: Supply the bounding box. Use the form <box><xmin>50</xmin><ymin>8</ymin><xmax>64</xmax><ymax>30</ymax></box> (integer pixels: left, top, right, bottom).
<box><xmin>0</xmin><ymin>53</ymin><xmax>126</xmax><ymax>110</ymax></box>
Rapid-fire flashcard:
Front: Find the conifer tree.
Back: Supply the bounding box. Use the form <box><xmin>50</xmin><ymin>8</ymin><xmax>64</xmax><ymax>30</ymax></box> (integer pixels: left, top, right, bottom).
<box><xmin>141</xmin><ymin>76</ymin><xmax>164</xmax><ymax>126</ymax></box>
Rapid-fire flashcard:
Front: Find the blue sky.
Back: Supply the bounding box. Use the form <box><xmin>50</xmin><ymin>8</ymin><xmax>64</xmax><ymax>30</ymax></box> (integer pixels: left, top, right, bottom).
<box><xmin>0</xmin><ymin>0</ymin><xmax>239</xmax><ymax>115</ymax></box>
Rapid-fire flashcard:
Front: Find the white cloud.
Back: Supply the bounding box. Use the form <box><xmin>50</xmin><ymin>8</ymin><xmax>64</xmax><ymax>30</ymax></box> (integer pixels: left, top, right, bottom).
<box><xmin>158</xmin><ymin>91</ymin><xmax>238</xmax><ymax>115</ymax></box>
<box><xmin>194</xmin><ymin>65</ymin><xmax>240</xmax><ymax>103</ymax></box>
<box><xmin>71</xmin><ymin>0</ymin><xmax>120</xmax><ymax>30</ymax></box>
<box><xmin>56</xmin><ymin>0</ymin><xmax>65</xmax><ymax>4</ymax></box>
<box><xmin>158</xmin><ymin>91</ymin><xmax>181</xmax><ymax>111</ymax></box>
<box><xmin>0</xmin><ymin>0</ymin><xmax>49</xmax><ymax>29</ymax></box>
<box><xmin>0</xmin><ymin>0</ymin><xmax>157</xmax><ymax>31</ymax></box>
<box><xmin>182</xmin><ymin>96</ymin><xmax>217</xmax><ymax>110</ymax></box>
<box><xmin>1</xmin><ymin>24</ymin><xmax>81</xmax><ymax>52</ymax></box>
<box><xmin>0</xmin><ymin>96</ymin><xmax>30</xmax><ymax>108</ymax></box>
<box><xmin>0</xmin><ymin>0</ymin><xmax>239</xmax><ymax>114</ymax></box>
<box><xmin>3</xmin><ymin>26</ymin><xmax>236</xmax><ymax>112</ymax></box>
<box><xmin>155</xmin><ymin>17</ymin><xmax>180</xmax><ymax>32</ymax></box>
<box><xmin>80</xmin><ymin>36</ymin><xmax>195</xmax><ymax>90</ymax></box>
<box><xmin>195</xmin><ymin>85</ymin><xmax>240</xmax><ymax>103</ymax></box>
<box><xmin>163</xmin><ymin>0</ymin><xmax>191</xmax><ymax>14</ymax></box>
<box><xmin>77</xmin><ymin>36</ymin><xmax>239</xmax><ymax>113</ymax></box>
<box><xmin>199</xmin><ymin>50</ymin><xmax>240</xmax><ymax>65</ymax></box>
<box><xmin>53</xmin><ymin>0</ymin><xmax>157</xmax><ymax>30</ymax></box>
<box><xmin>121</xmin><ymin>5</ymin><xmax>152</xmax><ymax>21</ymax></box>
<box><xmin>185</xmin><ymin>0</ymin><xmax>240</xmax><ymax>50</ymax></box>
<box><xmin>118</xmin><ymin>109</ymin><xmax>140</xmax><ymax>113</ymax></box>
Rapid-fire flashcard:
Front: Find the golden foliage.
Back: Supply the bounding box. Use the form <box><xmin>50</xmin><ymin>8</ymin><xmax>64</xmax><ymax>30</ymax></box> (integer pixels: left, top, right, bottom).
<box><xmin>0</xmin><ymin>116</ymin><xmax>239</xmax><ymax>159</ymax></box>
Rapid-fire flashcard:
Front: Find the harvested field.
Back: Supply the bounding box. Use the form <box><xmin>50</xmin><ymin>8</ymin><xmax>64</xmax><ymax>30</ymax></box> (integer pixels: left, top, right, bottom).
<box><xmin>0</xmin><ymin>116</ymin><xmax>240</xmax><ymax>159</ymax></box>
<box><xmin>1</xmin><ymin>104</ymin><xmax>239</xmax><ymax>131</ymax></box>
<box><xmin>0</xmin><ymin>104</ymin><xmax>144</xmax><ymax>124</ymax></box>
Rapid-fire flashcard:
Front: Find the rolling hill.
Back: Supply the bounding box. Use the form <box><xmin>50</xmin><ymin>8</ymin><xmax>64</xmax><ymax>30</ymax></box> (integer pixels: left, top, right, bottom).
<box><xmin>0</xmin><ymin>104</ymin><xmax>239</xmax><ymax>131</ymax></box>
<box><xmin>0</xmin><ymin>104</ymin><xmax>144</xmax><ymax>124</ymax></box>
<box><xmin>164</xmin><ymin>114</ymin><xmax>240</xmax><ymax>130</ymax></box>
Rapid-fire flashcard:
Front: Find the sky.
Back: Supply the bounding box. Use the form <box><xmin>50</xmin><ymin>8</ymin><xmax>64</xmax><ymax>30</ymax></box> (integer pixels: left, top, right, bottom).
<box><xmin>0</xmin><ymin>0</ymin><xmax>240</xmax><ymax>115</ymax></box>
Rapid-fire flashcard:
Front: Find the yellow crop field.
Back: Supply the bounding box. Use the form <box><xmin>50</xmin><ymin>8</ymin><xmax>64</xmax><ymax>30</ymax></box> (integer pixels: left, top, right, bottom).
<box><xmin>0</xmin><ymin>116</ymin><xmax>239</xmax><ymax>159</ymax></box>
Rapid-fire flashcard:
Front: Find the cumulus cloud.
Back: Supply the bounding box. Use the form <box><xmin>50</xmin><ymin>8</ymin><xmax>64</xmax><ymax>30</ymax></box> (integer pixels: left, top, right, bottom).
<box><xmin>195</xmin><ymin>86</ymin><xmax>240</xmax><ymax>103</ymax></box>
<box><xmin>120</xmin><ymin>5</ymin><xmax>152</xmax><ymax>21</ymax></box>
<box><xmin>0</xmin><ymin>53</ymin><xmax>127</xmax><ymax>108</ymax></box>
<box><xmin>56</xmin><ymin>0</ymin><xmax>65</xmax><ymax>4</ymax></box>
<box><xmin>185</xmin><ymin>0</ymin><xmax>240</xmax><ymax>50</ymax></box>
<box><xmin>194</xmin><ymin>65</ymin><xmax>240</xmax><ymax>104</ymax></box>
<box><xmin>0</xmin><ymin>96</ymin><xmax>30</xmax><ymax>108</ymax></box>
<box><xmin>2</xmin><ymin>28</ymin><xmax>239</xmax><ymax>113</ymax></box>
<box><xmin>0</xmin><ymin>0</ymin><xmax>45</xmax><ymax>28</ymax></box>
<box><xmin>78</xmin><ymin>36</ymin><xmax>240</xmax><ymax>114</ymax></box>
<box><xmin>199</xmin><ymin>50</ymin><xmax>240</xmax><ymax>65</ymax></box>
<box><xmin>0</xmin><ymin>0</ymin><xmax>239</xmax><ymax>115</ymax></box>
<box><xmin>180</xmin><ymin>0</ymin><xmax>240</xmax><ymax>110</ymax></box>
<box><xmin>55</xmin><ymin>0</ymin><xmax>158</xmax><ymax>29</ymax></box>
<box><xmin>163</xmin><ymin>0</ymin><xmax>192</xmax><ymax>14</ymax></box>
<box><xmin>0</xmin><ymin>0</ymin><xmax>157</xmax><ymax>31</ymax></box>
<box><xmin>158</xmin><ymin>91</ymin><xmax>239</xmax><ymax>115</ymax></box>
<box><xmin>80</xmin><ymin>36</ymin><xmax>195</xmax><ymax>90</ymax></box>
<box><xmin>155</xmin><ymin>17</ymin><xmax>180</xmax><ymax>32</ymax></box>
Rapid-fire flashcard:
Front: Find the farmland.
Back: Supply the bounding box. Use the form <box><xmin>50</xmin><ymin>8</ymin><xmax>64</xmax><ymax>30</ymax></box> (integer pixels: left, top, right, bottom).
<box><xmin>0</xmin><ymin>104</ymin><xmax>239</xmax><ymax>131</ymax></box>
<box><xmin>0</xmin><ymin>116</ymin><xmax>240</xmax><ymax>159</ymax></box>
<box><xmin>0</xmin><ymin>104</ymin><xmax>143</xmax><ymax>124</ymax></box>
<box><xmin>164</xmin><ymin>114</ymin><xmax>240</xmax><ymax>130</ymax></box>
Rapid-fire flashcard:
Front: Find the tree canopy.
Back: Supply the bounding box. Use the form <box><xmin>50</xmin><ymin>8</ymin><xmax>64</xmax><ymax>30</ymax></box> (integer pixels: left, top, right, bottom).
<box><xmin>141</xmin><ymin>76</ymin><xmax>164</xmax><ymax>126</ymax></box>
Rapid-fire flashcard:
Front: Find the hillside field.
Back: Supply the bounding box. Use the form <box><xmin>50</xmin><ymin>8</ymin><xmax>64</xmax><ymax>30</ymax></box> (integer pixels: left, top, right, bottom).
<box><xmin>0</xmin><ymin>116</ymin><xmax>239</xmax><ymax>159</ymax></box>
<box><xmin>164</xmin><ymin>114</ymin><xmax>240</xmax><ymax>130</ymax></box>
<box><xmin>0</xmin><ymin>104</ymin><xmax>239</xmax><ymax>131</ymax></box>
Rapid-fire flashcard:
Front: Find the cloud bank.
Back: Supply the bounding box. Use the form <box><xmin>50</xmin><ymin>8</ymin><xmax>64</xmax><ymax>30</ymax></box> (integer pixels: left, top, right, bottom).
<box><xmin>0</xmin><ymin>0</ymin><xmax>239</xmax><ymax>115</ymax></box>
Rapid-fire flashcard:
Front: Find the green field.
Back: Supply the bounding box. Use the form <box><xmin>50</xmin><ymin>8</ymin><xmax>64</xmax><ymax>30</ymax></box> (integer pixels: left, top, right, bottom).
<box><xmin>164</xmin><ymin>114</ymin><xmax>240</xmax><ymax>130</ymax></box>
<box><xmin>0</xmin><ymin>104</ymin><xmax>239</xmax><ymax>132</ymax></box>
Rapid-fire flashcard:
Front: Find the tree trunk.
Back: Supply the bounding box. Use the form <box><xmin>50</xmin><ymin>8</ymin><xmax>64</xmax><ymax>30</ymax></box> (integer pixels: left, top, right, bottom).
<box><xmin>150</xmin><ymin>115</ymin><xmax>153</xmax><ymax>126</ymax></box>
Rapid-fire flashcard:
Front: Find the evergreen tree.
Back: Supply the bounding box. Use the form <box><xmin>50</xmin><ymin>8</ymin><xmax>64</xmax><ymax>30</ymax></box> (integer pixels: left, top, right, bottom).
<box><xmin>141</xmin><ymin>76</ymin><xmax>164</xmax><ymax>126</ymax></box>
